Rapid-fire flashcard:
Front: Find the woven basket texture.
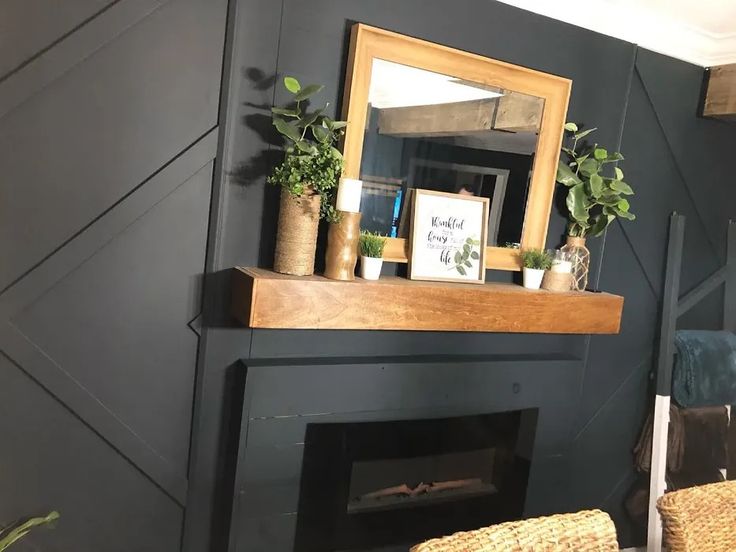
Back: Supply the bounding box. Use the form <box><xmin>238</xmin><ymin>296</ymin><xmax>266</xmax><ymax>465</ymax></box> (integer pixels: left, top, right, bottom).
<box><xmin>657</xmin><ymin>480</ymin><xmax>736</xmax><ymax>552</ymax></box>
<box><xmin>410</xmin><ymin>509</ymin><xmax>619</xmax><ymax>552</ymax></box>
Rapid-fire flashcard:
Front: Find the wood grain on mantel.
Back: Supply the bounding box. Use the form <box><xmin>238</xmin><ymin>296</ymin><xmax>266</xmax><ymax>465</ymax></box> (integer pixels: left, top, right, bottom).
<box><xmin>232</xmin><ymin>267</ymin><xmax>624</xmax><ymax>334</ymax></box>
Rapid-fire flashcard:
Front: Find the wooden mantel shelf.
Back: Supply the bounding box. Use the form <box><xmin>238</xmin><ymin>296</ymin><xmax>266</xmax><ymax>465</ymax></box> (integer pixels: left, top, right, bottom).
<box><xmin>231</xmin><ymin>267</ymin><xmax>624</xmax><ymax>334</ymax></box>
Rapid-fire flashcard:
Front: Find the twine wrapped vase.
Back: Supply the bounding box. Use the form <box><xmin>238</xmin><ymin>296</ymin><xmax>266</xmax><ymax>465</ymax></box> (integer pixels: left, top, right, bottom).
<box><xmin>561</xmin><ymin>236</ymin><xmax>590</xmax><ymax>291</ymax></box>
<box><xmin>273</xmin><ymin>186</ymin><xmax>321</xmax><ymax>276</ymax></box>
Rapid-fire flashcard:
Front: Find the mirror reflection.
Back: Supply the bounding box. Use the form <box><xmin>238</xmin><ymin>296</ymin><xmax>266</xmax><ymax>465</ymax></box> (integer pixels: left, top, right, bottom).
<box><xmin>359</xmin><ymin>59</ymin><xmax>544</xmax><ymax>247</ymax></box>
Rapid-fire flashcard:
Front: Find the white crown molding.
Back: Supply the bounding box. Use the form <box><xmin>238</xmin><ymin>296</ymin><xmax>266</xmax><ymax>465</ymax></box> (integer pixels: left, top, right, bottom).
<box><xmin>495</xmin><ymin>0</ymin><xmax>736</xmax><ymax>67</ymax></box>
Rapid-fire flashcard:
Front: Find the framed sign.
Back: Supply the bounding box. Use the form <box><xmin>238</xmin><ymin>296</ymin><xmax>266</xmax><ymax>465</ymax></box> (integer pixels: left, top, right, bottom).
<box><xmin>409</xmin><ymin>189</ymin><xmax>489</xmax><ymax>283</ymax></box>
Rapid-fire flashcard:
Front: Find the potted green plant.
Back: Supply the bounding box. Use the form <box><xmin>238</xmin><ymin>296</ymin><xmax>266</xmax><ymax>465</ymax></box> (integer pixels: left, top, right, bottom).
<box><xmin>267</xmin><ymin>76</ymin><xmax>347</xmax><ymax>276</ymax></box>
<box><xmin>0</xmin><ymin>511</ymin><xmax>58</xmax><ymax>550</ymax></box>
<box><xmin>359</xmin><ymin>231</ymin><xmax>387</xmax><ymax>280</ymax></box>
<box><xmin>556</xmin><ymin>122</ymin><xmax>635</xmax><ymax>290</ymax></box>
<box><xmin>521</xmin><ymin>249</ymin><xmax>552</xmax><ymax>290</ymax></box>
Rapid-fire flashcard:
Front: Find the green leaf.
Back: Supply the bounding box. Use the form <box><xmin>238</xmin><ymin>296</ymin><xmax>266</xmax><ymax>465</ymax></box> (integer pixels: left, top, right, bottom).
<box><xmin>598</xmin><ymin>192</ymin><xmax>622</xmax><ymax>205</ymax></box>
<box><xmin>604</xmin><ymin>152</ymin><xmax>624</xmax><ymax>163</ymax></box>
<box><xmin>562</xmin><ymin>147</ymin><xmax>576</xmax><ymax>157</ymax></box>
<box><xmin>564</xmin><ymin>122</ymin><xmax>579</xmax><ymax>132</ymax></box>
<box><xmin>271</xmin><ymin>107</ymin><xmax>299</xmax><ymax>118</ymax></box>
<box><xmin>567</xmin><ymin>184</ymin><xmax>589</xmax><ymax>223</ymax></box>
<box><xmin>574</xmin><ymin>127</ymin><xmax>597</xmax><ymax>141</ymax></box>
<box><xmin>283</xmin><ymin>77</ymin><xmax>301</xmax><ymax>94</ymax></box>
<box><xmin>456</xmin><ymin>265</ymin><xmax>467</xmax><ymax>276</ymax></box>
<box><xmin>0</xmin><ymin>511</ymin><xmax>59</xmax><ymax>550</ymax></box>
<box><xmin>556</xmin><ymin>163</ymin><xmax>583</xmax><ymax>187</ymax></box>
<box><xmin>454</xmin><ymin>251</ymin><xmax>461</xmax><ymax>264</ymax></box>
<box><xmin>589</xmin><ymin>213</ymin><xmax>615</xmax><ymax>237</ymax></box>
<box><xmin>464</xmin><ymin>260</ymin><xmax>472</xmax><ymax>267</ymax></box>
<box><xmin>463</xmin><ymin>244</ymin><xmax>471</xmax><ymax>254</ymax></box>
<box><xmin>617</xmin><ymin>198</ymin><xmax>630</xmax><ymax>212</ymax></box>
<box><xmin>470</xmin><ymin>251</ymin><xmax>480</xmax><ymax>260</ymax></box>
<box><xmin>330</xmin><ymin>121</ymin><xmax>348</xmax><ymax>130</ymax></box>
<box><xmin>293</xmin><ymin>84</ymin><xmax>324</xmax><ymax>102</ymax></box>
<box><xmin>330</xmin><ymin>145</ymin><xmax>343</xmax><ymax>159</ymax></box>
<box><xmin>465</xmin><ymin>238</ymin><xmax>473</xmax><ymax>244</ymax></box>
<box><xmin>295</xmin><ymin>140</ymin><xmax>317</xmax><ymax>154</ymax></box>
<box><xmin>594</xmin><ymin>148</ymin><xmax>608</xmax><ymax>160</ymax></box>
<box><xmin>610</xmin><ymin>180</ymin><xmax>634</xmax><ymax>195</ymax></box>
<box><xmin>614</xmin><ymin>167</ymin><xmax>624</xmax><ymax>180</ymax></box>
<box><xmin>312</xmin><ymin>125</ymin><xmax>329</xmax><ymax>143</ymax></box>
<box><xmin>272</xmin><ymin>117</ymin><xmax>301</xmax><ymax>142</ymax></box>
<box><xmin>589</xmin><ymin>173</ymin><xmax>603</xmax><ymax>198</ymax></box>
<box><xmin>578</xmin><ymin>158</ymin><xmax>599</xmax><ymax>177</ymax></box>
<box><xmin>298</xmin><ymin>109</ymin><xmax>323</xmax><ymax>128</ymax></box>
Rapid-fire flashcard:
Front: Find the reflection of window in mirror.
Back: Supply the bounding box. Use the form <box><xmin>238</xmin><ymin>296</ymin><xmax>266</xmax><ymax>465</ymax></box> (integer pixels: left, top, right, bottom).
<box><xmin>358</xmin><ymin>59</ymin><xmax>543</xmax><ymax>246</ymax></box>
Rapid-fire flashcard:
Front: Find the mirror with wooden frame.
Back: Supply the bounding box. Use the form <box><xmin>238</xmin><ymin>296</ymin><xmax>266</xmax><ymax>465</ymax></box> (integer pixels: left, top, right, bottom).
<box><xmin>341</xmin><ymin>24</ymin><xmax>571</xmax><ymax>271</ymax></box>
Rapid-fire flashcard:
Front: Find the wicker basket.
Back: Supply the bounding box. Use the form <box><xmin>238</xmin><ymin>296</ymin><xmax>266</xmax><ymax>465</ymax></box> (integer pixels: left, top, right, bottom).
<box><xmin>657</xmin><ymin>480</ymin><xmax>736</xmax><ymax>552</ymax></box>
<box><xmin>410</xmin><ymin>510</ymin><xmax>619</xmax><ymax>552</ymax></box>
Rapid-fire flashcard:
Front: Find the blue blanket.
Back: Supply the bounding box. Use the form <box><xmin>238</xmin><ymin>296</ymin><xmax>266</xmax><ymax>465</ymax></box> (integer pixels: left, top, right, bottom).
<box><xmin>673</xmin><ymin>330</ymin><xmax>736</xmax><ymax>407</ymax></box>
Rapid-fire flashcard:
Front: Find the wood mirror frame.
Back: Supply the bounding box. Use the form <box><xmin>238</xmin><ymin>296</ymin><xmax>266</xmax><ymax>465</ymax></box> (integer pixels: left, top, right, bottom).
<box><xmin>341</xmin><ymin>24</ymin><xmax>572</xmax><ymax>271</ymax></box>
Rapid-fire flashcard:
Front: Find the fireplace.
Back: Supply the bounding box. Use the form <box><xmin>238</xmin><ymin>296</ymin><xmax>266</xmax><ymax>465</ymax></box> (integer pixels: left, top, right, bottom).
<box><xmin>228</xmin><ymin>357</ymin><xmax>580</xmax><ymax>552</ymax></box>
<box><xmin>294</xmin><ymin>410</ymin><xmax>537</xmax><ymax>551</ymax></box>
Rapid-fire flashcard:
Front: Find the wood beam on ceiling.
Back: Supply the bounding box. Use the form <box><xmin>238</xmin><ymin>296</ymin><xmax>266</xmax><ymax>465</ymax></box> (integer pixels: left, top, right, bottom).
<box><xmin>703</xmin><ymin>64</ymin><xmax>736</xmax><ymax>121</ymax></box>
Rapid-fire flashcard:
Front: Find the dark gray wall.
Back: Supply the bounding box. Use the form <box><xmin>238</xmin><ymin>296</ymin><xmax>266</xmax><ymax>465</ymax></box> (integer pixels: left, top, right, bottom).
<box><xmin>185</xmin><ymin>1</ymin><xmax>736</xmax><ymax>551</ymax></box>
<box><xmin>3</xmin><ymin>1</ymin><xmax>735</xmax><ymax>551</ymax></box>
<box><xmin>0</xmin><ymin>0</ymin><xmax>227</xmax><ymax>550</ymax></box>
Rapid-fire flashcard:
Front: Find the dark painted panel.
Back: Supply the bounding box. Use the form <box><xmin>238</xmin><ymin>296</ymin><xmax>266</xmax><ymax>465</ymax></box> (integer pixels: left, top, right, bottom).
<box><xmin>0</xmin><ymin>0</ymin><xmax>114</xmax><ymax>79</ymax></box>
<box><xmin>575</xmin><ymin>225</ymin><xmax>659</xmax><ymax>429</ymax></box>
<box><xmin>0</xmin><ymin>355</ymin><xmax>183</xmax><ymax>552</ymax></box>
<box><xmin>13</xmin><ymin>163</ymin><xmax>213</xmax><ymax>476</ymax></box>
<box><xmin>635</xmin><ymin>50</ymin><xmax>736</xmax><ymax>263</ymax></box>
<box><xmin>0</xmin><ymin>0</ymin><xmax>227</xmax><ymax>290</ymax></box>
<box><xmin>244</xmin><ymin>359</ymin><xmax>579</xmax><ymax>420</ymax></box>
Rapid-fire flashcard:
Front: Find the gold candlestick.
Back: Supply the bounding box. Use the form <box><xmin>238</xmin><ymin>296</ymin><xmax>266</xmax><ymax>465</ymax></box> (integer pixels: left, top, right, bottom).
<box><xmin>324</xmin><ymin>211</ymin><xmax>361</xmax><ymax>280</ymax></box>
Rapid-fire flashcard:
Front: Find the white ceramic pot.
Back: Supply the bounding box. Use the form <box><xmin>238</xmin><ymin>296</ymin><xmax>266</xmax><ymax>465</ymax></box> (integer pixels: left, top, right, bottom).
<box><xmin>522</xmin><ymin>267</ymin><xmax>545</xmax><ymax>290</ymax></box>
<box><xmin>360</xmin><ymin>256</ymin><xmax>383</xmax><ymax>280</ymax></box>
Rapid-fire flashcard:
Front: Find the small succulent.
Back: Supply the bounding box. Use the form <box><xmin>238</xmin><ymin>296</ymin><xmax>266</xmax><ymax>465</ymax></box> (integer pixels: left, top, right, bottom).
<box><xmin>521</xmin><ymin>248</ymin><xmax>552</xmax><ymax>270</ymax></box>
<box><xmin>359</xmin><ymin>231</ymin><xmax>387</xmax><ymax>258</ymax></box>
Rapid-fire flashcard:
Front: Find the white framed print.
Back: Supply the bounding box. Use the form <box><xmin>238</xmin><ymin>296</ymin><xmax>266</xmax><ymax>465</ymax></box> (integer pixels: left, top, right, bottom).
<box><xmin>408</xmin><ymin>189</ymin><xmax>489</xmax><ymax>283</ymax></box>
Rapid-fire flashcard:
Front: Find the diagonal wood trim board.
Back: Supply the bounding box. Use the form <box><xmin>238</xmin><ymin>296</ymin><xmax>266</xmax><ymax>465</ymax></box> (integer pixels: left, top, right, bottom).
<box><xmin>232</xmin><ymin>267</ymin><xmax>624</xmax><ymax>334</ymax></box>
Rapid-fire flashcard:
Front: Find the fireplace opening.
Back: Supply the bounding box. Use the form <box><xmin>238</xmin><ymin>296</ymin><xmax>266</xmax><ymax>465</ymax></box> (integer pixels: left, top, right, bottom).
<box><xmin>294</xmin><ymin>409</ymin><xmax>537</xmax><ymax>552</ymax></box>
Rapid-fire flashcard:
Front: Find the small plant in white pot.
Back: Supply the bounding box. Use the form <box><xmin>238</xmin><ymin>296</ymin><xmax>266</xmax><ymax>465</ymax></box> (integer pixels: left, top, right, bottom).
<box><xmin>521</xmin><ymin>249</ymin><xmax>552</xmax><ymax>290</ymax></box>
<box><xmin>359</xmin><ymin>231</ymin><xmax>386</xmax><ymax>280</ymax></box>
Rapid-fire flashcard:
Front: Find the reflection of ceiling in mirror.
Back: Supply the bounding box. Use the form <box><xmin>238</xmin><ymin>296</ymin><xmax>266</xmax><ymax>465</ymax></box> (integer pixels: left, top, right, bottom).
<box><xmin>369</xmin><ymin>59</ymin><xmax>504</xmax><ymax>109</ymax></box>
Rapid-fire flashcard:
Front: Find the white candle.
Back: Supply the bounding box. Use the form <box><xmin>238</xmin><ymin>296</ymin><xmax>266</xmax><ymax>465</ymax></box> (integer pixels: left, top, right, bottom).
<box><xmin>336</xmin><ymin>178</ymin><xmax>362</xmax><ymax>213</ymax></box>
<box><xmin>551</xmin><ymin>260</ymin><xmax>572</xmax><ymax>274</ymax></box>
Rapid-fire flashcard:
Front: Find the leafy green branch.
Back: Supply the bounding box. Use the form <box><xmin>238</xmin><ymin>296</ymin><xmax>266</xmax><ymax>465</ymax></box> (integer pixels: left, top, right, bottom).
<box><xmin>452</xmin><ymin>237</ymin><xmax>481</xmax><ymax>276</ymax></box>
<box><xmin>0</xmin><ymin>511</ymin><xmax>59</xmax><ymax>551</ymax></box>
<box><xmin>267</xmin><ymin>76</ymin><xmax>348</xmax><ymax>222</ymax></box>
<box><xmin>556</xmin><ymin>122</ymin><xmax>635</xmax><ymax>238</ymax></box>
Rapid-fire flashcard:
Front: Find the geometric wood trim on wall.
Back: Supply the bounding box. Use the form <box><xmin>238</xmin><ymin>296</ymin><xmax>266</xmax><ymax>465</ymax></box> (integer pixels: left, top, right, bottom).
<box><xmin>0</xmin><ymin>129</ymin><xmax>218</xmax><ymax>506</ymax></box>
<box><xmin>0</xmin><ymin>0</ymin><xmax>170</xmax><ymax>119</ymax></box>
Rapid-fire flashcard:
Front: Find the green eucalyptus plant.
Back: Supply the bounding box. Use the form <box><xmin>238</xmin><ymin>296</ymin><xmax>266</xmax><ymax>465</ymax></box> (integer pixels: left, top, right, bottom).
<box><xmin>521</xmin><ymin>249</ymin><xmax>552</xmax><ymax>270</ymax></box>
<box><xmin>0</xmin><ymin>511</ymin><xmax>59</xmax><ymax>550</ymax></box>
<box><xmin>267</xmin><ymin>76</ymin><xmax>348</xmax><ymax>222</ymax></box>
<box><xmin>359</xmin><ymin>231</ymin><xmax>387</xmax><ymax>258</ymax></box>
<box><xmin>556</xmin><ymin>122</ymin><xmax>635</xmax><ymax>238</ymax></box>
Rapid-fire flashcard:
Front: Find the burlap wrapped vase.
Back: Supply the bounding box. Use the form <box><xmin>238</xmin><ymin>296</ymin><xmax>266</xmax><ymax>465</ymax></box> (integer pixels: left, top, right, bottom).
<box><xmin>273</xmin><ymin>186</ymin><xmax>321</xmax><ymax>276</ymax></box>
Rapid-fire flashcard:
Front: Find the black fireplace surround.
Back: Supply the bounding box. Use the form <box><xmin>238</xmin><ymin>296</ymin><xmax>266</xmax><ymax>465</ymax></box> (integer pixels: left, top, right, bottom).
<box><xmin>228</xmin><ymin>355</ymin><xmax>580</xmax><ymax>552</ymax></box>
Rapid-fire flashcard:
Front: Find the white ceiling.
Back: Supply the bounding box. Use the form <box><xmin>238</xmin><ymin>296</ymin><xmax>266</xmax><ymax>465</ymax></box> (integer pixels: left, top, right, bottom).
<box><xmin>495</xmin><ymin>0</ymin><xmax>736</xmax><ymax>67</ymax></box>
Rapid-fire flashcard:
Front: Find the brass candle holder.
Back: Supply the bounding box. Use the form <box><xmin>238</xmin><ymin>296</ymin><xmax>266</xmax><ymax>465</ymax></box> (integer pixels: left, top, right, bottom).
<box><xmin>324</xmin><ymin>211</ymin><xmax>361</xmax><ymax>280</ymax></box>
